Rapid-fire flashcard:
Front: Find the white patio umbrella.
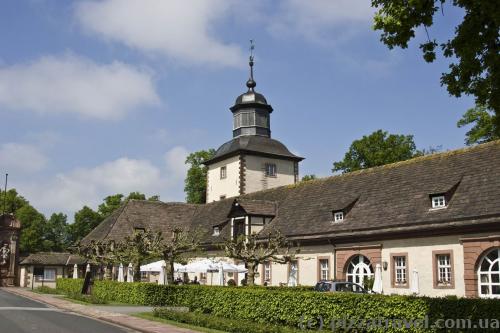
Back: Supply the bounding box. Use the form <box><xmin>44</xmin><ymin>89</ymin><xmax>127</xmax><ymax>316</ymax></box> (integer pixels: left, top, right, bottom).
<box><xmin>410</xmin><ymin>269</ymin><xmax>419</xmax><ymax>295</ymax></box>
<box><xmin>158</xmin><ymin>265</ymin><xmax>166</xmax><ymax>285</ymax></box>
<box><xmin>218</xmin><ymin>262</ymin><xmax>225</xmax><ymax>286</ymax></box>
<box><xmin>287</xmin><ymin>263</ymin><xmax>298</xmax><ymax>287</ymax></box>
<box><xmin>85</xmin><ymin>263</ymin><xmax>91</xmax><ymax>273</ymax></box>
<box><xmin>141</xmin><ymin>260</ymin><xmax>182</xmax><ymax>273</ymax></box>
<box><xmin>372</xmin><ymin>264</ymin><xmax>383</xmax><ymax>294</ymax></box>
<box><xmin>117</xmin><ymin>263</ymin><xmax>124</xmax><ymax>282</ymax></box>
<box><xmin>127</xmin><ymin>263</ymin><xmax>134</xmax><ymax>282</ymax></box>
<box><xmin>73</xmin><ymin>264</ymin><xmax>78</xmax><ymax>279</ymax></box>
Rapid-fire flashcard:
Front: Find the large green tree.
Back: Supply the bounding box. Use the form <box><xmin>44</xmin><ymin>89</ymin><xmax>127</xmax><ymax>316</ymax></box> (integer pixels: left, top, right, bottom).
<box><xmin>44</xmin><ymin>213</ymin><xmax>69</xmax><ymax>252</ymax></box>
<box><xmin>333</xmin><ymin>130</ymin><xmax>420</xmax><ymax>173</ymax></box>
<box><xmin>457</xmin><ymin>105</ymin><xmax>499</xmax><ymax>145</ymax></box>
<box><xmin>372</xmin><ymin>0</ymin><xmax>500</xmax><ymax>136</ymax></box>
<box><xmin>184</xmin><ymin>149</ymin><xmax>216</xmax><ymax>204</ymax></box>
<box><xmin>68</xmin><ymin>206</ymin><xmax>103</xmax><ymax>244</ymax></box>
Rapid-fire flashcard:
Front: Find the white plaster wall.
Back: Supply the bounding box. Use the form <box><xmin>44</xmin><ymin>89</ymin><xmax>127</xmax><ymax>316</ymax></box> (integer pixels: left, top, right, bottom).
<box><xmin>381</xmin><ymin>235</ymin><xmax>465</xmax><ymax>297</ymax></box>
<box><xmin>244</xmin><ymin>155</ymin><xmax>296</xmax><ymax>194</ymax></box>
<box><xmin>255</xmin><ymin>245</ymin><xmax>335</xmax><ymax>286</ymax></box>
<box><xmin>207</xmin><ymin>155</ymin><xmax>240</xmax><ymax>202</ymax></box>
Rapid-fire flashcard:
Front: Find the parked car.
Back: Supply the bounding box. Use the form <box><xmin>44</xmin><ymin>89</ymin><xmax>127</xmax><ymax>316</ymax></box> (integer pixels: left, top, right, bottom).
<box><xmin>314</xmin><ymin>280</ymin><xmax>368</xmax><ymax>293</ymax></box>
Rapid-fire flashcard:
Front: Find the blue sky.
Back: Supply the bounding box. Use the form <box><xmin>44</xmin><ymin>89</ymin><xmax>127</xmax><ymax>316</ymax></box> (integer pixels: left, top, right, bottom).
<box><xmin>0</xmin><ymin>0</ymin><xmax>473</xmax><ymax>219</ymax></box>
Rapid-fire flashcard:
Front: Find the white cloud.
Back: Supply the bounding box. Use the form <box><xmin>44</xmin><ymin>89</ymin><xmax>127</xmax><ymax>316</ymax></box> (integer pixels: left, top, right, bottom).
<box><xmin>0</xmin><ymin>54</ymin><xmax>159</xmax><ymax>119</ymax></box>
<box><xmin>18</xmin><ymin>146</ymin><xmax>188</xmax><ymax>216</ymax></box>
<box><xmin>269</xmin><ymin>0</ymin><xmax>375</xmax><ymax>43</ymax></box>
<box><xmin>0</xmin><ymin>143</ymin><xmax>48</xmax><ymax>173</ymax></box>
<box><xmin>75</xmin><ymin>0</ymin><xmax>244</xmax><ymax>67</ymax></box>
<box><xmin>164</xmin><ymin>146</ymin><xmax>189</xmax><ymax>180</ymax></box>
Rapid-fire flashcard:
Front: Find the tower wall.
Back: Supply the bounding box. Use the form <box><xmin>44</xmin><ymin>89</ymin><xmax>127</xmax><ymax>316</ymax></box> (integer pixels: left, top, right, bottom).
<box><xmin>243</xmin><ymin>155</ymin><xmax>297</xmax><ymax>194</ymax></box>
<box><xmin>207</xmin><ymin>155</ymin><xmax>241</xmax><ymax>202</ymax></box>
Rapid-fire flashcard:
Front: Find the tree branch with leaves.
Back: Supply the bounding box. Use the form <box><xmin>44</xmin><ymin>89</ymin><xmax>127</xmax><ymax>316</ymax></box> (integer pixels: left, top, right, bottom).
<box><xmin>158</xmin><ymin>227</ymin><xmax>203</xmax><ymax>284</ymax></box>
<box><xmin>223</xmin><ymin>230</ymin><xmax>299</xmax><ymax>286</ymax></box>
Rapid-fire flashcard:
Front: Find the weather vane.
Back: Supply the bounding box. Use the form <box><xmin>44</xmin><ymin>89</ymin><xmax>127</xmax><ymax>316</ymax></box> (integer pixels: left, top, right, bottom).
<box><xmin>249</xmin><ymin>39</ymin><xmax>255</xmax><ymax>61</ymax></box>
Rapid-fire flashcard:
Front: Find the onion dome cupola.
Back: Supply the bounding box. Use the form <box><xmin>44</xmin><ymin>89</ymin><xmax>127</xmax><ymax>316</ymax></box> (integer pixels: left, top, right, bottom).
<box><xmin>230</xmin><ymin>52</ymin><xmax>273</xmax><ymax>138</ymax></box>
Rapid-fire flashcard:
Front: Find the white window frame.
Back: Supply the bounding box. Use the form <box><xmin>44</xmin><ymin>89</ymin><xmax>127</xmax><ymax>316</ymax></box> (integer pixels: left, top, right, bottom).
<box><xmin>220</xmin><ymin>166</ymin><xmax>227</xmax><ymax>179</ymax></box>
<box><xmin>437</xmin><ymin>254</ymin><xmax>452</xmax><ymax>285</ymax></box>
<box><xmin>264</xmin><ymin>261</ymin><xmax>271</xmax><ymax>282</ymax></box>
<box><xmin>43</xmin><ymin>268</ymin><xmax>56</xmax><ymax>281</ymax></box>
<box><xmin>319</xmin><ymin>259</ymin><xmax>329</xmax><ymax>281</ymax></box>
<box><xmin>431</xmin><ymin>195</ymin><xmax>446</xmax><ymax>209</ymax></box>
<box><xmin>478</xmin><ymin>248</ymin><xmax>500</xmax><ymax>298</ymax></box>
<box><xmin>265</xmin><ymin>163</ymin><xmax>277</xmax><ymax>177</ymax></box>
<box><xmin>333</xmin><ymin>211</ymin><xmax>344</xmax><ymax>222</ymax></box>
<box><xmin>394</xmin><ymin>256</ymin><xmax>407</xmax><ymax>285</ymax></box>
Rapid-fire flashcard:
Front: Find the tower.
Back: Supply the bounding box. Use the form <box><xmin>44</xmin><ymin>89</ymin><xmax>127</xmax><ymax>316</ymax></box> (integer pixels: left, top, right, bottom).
<box><xmin>204</xmin><ymin>45</ymin><xmax>303</xmax><ymax>202</ymax></box>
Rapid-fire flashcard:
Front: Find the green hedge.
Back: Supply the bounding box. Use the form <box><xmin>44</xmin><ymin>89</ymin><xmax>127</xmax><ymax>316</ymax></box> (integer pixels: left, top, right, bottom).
<box><xmin>152</xmin><ymin>308</ymin><xmax>304</xmax><ymax>333</ymax></box>
<box><xmin>56</xmin><ymin>278</ymin><xmax>84</xmax><ymax>295</ymax></box>
<box><xmin>57</xmin><ymin>279</ymin><xmax>500</xmax><ymax>332</ymax></box>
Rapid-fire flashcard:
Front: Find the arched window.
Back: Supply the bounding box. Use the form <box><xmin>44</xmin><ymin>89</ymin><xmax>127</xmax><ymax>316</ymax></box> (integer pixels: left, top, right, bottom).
<box><xmin>346</xmin><ymin>255</ymin><xmax>373</xmax><ymax>286</ymax></box>
<box><xmin>477</xmin><ymin>248</ymin><xmax>500</xmax><ymax>298</ymax></box>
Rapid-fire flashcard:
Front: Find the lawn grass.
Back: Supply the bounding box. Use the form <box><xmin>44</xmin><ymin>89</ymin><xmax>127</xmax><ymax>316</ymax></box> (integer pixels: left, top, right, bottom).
<box><xmin>134</xmin><ymin>312</ymin><xmax>228</xmax><ymax>333</ymax></box>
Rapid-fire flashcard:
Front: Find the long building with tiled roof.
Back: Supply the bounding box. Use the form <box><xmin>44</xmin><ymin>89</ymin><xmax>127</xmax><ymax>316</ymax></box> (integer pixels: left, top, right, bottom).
<box><xmin>83</xmin><ymin>140</ymin><xmax>500</xmax><ymax>298</ymax></box>
<box><xmin>82</xmin><ymin>55</ymin><xmax>500</xmax><ymax>299</ymax></box>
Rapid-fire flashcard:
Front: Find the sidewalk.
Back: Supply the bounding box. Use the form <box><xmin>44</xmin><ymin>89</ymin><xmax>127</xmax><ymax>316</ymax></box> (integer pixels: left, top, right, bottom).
<box><xmin>3</xmin><ymin>287</ymin><xmax>200</xmax><ymax>333</ymax></box>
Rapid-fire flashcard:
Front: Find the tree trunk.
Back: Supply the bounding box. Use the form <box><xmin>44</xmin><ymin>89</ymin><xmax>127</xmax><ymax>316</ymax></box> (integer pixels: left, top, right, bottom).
<box><xmin>247</xmin><ymin>262</ymin><xmax>256</xmax><ymax>286</ymax></box>
<box><xmin>133</xmin><ymin>262</ymin><xmax>141</xmax><ymax>282</ymax></box>
<box><xmin>104</xmin><ymin>265</ymin><xmax>112</xmax><ymax>280</ymax></box>
<box><xmin>165</xmin><ymin>257</ymin><xmax>174</xmax><ymax>284</ymax></box>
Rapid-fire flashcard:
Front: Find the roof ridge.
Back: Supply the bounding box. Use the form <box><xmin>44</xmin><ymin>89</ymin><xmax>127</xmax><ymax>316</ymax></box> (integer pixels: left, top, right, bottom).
<box><xmin>284</xmin><ymin>139</ymin><xmax>500</xmax><ymax>189</ymax></box>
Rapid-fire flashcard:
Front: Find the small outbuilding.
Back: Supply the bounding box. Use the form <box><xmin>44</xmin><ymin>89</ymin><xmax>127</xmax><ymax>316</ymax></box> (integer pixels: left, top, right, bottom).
<box><xmin>19</xmin><ymin>252</ymin><xmax>86</xmax><ymax>288</ymax></box>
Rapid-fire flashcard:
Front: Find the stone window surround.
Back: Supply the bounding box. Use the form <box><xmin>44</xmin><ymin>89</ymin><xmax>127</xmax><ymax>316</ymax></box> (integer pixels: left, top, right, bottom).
<box><xmin>390</xmin><ymin>252</ymin><xmax>409</xmax><ymax>289</ymax></box>
<box><xmin>317</xmin><ymin>256</ymin><xmax>330</xmax><ymax>281</ymax></box>
<box><xmin>432</xmin><ymin>249</ymin><xmax>455</xmax><ymax>289</ymax></box>
<box><xmin>461</xmin><ymin>235</ymin><xmax>500</xmax><ymax>298</ymax></box>
<box><xmin>335</xmin><ymin>244</ymin><xmax>382</xmax><ymax>281</ymax></box>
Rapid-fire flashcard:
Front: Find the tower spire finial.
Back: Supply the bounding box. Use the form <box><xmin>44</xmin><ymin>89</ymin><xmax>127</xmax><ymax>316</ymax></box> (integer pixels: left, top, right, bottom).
<box><xmin>246</xmin><ymin>39</ymin><xmax>256</xmax><ymax>91</ymax></box>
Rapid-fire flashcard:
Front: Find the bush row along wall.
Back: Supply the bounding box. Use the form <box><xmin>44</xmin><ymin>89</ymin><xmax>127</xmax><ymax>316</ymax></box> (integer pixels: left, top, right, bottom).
<box><xmin>57</xmin><ymin>279</ymin><xmax>500</xmax><ymax>332</ymax></box>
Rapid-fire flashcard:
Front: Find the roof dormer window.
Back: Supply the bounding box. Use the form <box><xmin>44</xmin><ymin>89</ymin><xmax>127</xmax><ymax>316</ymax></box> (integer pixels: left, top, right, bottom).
<box><xmin>431</xmin><ymin>195</ymin><xmax>446</xmax><ymax>209</ymax></box>
<box><xmin>333</xmin><ymin>211</ymin><xmax>344</xmax><ymax>222</ymax></box>
<box><xmin>212</xmin><ymin>226</ymin><xmax>220</xmax><ymax>236</ymax></box>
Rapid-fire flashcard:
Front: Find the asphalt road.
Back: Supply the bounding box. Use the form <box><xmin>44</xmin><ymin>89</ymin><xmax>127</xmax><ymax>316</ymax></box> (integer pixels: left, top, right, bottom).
<box><xmin>0</xmin><ymin>289</ymin><xmax>133</xmax><ymax>333</ymax></box>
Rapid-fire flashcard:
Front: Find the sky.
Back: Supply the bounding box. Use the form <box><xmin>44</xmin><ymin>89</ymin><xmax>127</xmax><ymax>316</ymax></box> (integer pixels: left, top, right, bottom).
<box><xmin>0</xmin><ymin>0</ymin><xmax>474</xmax><ymax>220</ymax></box>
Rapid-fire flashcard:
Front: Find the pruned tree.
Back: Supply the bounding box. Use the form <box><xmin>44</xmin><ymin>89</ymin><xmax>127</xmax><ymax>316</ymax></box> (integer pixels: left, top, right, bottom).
<box><xmin>223</xmin><ymin>230</ymin><xmax>299</xmax><ymax>286</ymax></box>
<box><xmin>76</xmin><ymin>239</ymin><xmax>117</xmax><ymax>280</ymax></box>
<box><xmin>158</xmin><ymin>227</ymin><xmax>203</xmax><ymax>284</ymax></box>
<box><xmin>114</xmin><ymin>229</ymin><xmax>162</xmax><ymax>281</ymax></box>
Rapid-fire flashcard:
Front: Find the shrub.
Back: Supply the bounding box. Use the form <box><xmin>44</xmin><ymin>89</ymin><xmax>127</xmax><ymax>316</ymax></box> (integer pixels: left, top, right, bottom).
<box><xmin>153</xmin><ymin>308</ymin><xmax>303</xmax><ymax>333</ymax></box>
<box><xmin>66</xmin><ymin>292</ymin><xmax>108</xmax><ymax>304</ymax></box>
<box><xmin>34</xmin><ymin>286</ymin><xmax>61</xmax><ymax>294</ymax></box>
<box><xmin>56</xmin><ymin>278</ymin><xmax>83</xmax><ymax>295</ymax></box>
<box><xmin>56</xmin><ymin>279</ymin><xmax>500</xmax><ymax>332</ymax></box>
